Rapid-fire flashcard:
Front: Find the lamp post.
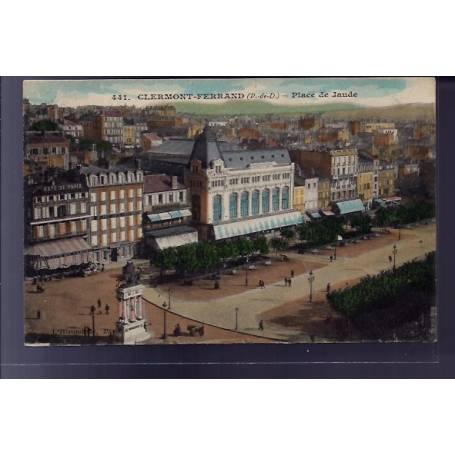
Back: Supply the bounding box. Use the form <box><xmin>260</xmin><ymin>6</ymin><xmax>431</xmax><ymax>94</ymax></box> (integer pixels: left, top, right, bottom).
<box><xmin>245</xmin><ymin>257</ymin><xmax>249</xmax><ymax>287</ymax></box>
<box><xmin>168</xmin><ymin>288</ymin><xmax>171</xmax><ymax>310</ymax></box>
<box><xmin>235</xmin><ymin>307</ymin><xmax>239</xmax><ymax>331</ymax></box>
<box><xmin>392</xmin><ymin>244</ymin><xmax>398</xmax><ymax>271</ymax></box>
<box><xmin>308</xmin><ymin>270</ymin><xmax>315</xmax><ymax>303</ymax></box>
<box><xmin>90</xmin><ymin>305</ymin><xmax>96</xmax><ymax>338</ymax></box>
<box><xmin>162</xmin><ymin>302</ymin><xmax>168</xmax><ymax>339</ymax></box>
<box><xmin>333</xmin><ymin>244</ymin><xmax>337</xmax><ymax>260</ymax></box>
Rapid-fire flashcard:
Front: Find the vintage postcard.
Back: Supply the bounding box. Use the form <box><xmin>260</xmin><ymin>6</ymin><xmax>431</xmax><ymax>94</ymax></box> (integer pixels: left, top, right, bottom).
<box><xmin>23</xmin><ymin>77</ymin><xmax>436</xmax><ymax>345</ymax></box>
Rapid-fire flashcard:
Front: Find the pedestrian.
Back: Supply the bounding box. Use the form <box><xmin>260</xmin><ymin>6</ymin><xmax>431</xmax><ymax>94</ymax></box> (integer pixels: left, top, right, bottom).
<box><xmin>105</xmin><ymin>304</ymin><xmax>110</xmax><ymax>315</ymax></box>
<box><xmin>330</xmin><ymin>255</ymin><xmax>333</xmax><ymax>262</ymax></box>
<box><xmin>262</xmin><ymin>280</ymin><xmax>265</xmax><ymax>289</ymax></box>
<box><xmin>326</xmin><ymin>282</ymin><xmax>331</xmax><ymax>294</ymax></box>
<box><xmin>288</xmin><ymin>277</ymin><xmax>292</xmax><ymax>287</ymax></box>
<box><xmin>101</xmin><ymin>263</ymin><xmax>105</xmax><ymax>272</ymax></box>
<box><xmin>259</xmin><ymin>320</ymin><xmax>264</xmax><ymax>331</ymax></box>
<box><xmin>97</xmin><ymin>298</ymin><xmax>102</xmax><ymax>309</ymax></box>
<box><xmin>290</xmin><ymin>269</ymin><xmax>294</xmax><ymax>278</ymax></box>
<box><xmin>388</xmin><ymin>255</ymin><xmax>392</xmax><ymax>263</ymax></box>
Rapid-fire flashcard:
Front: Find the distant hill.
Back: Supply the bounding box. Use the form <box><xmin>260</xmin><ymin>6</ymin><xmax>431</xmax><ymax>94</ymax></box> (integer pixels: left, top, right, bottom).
<box><xmin>173</xmin><ymin>100</ymin><xmax>435</xmax><ymax>121</ymax></box>
<box><xmin>173</xmin><ymin>100</ymin><xmax>361</xmax><ymax>116</ymax></box>
<box><xmin>321</xmin><ymin>103</ymin><xmax>435</xmax><ymax>122</ymax></box>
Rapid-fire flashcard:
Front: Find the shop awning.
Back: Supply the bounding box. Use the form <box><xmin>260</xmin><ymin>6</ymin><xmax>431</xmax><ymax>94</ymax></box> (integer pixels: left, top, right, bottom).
<box><xmin>213</xmin><ymin>211</ymin><xmax>303</xmax><ymax>240</ymax></box>
<box><xmin>25</xmin><ymin>237</ymin><xmax>92</xmax><ymax>270</ymax></box>
<box><xmin>336</xmin><ymin>199</ymin><xmax>365</xmax><ymax>215</ymax></box>
<box><xmin>150</xmin><ymin>226</ymin><xmax>199</xmax><ymax>250</ymax></box>
<box><xmin>307</xmin><ymin>211</ymin><xmax>321</xmax><ymax>219</ymax></box>
<box><xmin>147</xmin><ymin>209</ymin><xmax>192</xmax><ymax>223</ymax></box>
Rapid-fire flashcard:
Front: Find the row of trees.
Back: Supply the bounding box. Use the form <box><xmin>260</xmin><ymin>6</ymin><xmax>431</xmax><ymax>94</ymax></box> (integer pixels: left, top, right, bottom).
<box><xmin>375</xmin><ymin>202</ymin><xmax>435</xmax><ymax>228</ymax></box>
<box><xmin>153</xmin><ymin>236</ymin><xmax>275</xmax><ymax>277</ymax></box>
<box><xmin>328</xmin><ymin>252</ymin><xmax>435</xmax><ymax>319</ymax></box>
<box><xmin>297</xmin><ymin>217</ymin><xmax>345</xmax><ymax>247</ymax></box>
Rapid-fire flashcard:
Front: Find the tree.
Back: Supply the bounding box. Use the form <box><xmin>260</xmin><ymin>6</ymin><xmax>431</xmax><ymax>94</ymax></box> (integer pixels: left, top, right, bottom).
<box><xmin>30</xmin><ymin>120</ymin><xmax>59</xmax><ymax>131</ymax></box>
<box><xmin>253</xmin><ymin>236</ymin><xmax>269</xmax><ymax>255</ymax></box>
<box><xmin>350</xmin><ymin>213</ymin><xmax>372</xmax><ymax>235</ymax></box>
<box><xmin>280</xmin><ymin>227</ymin><xmax>295</xmax><ymax>240</ymax></box>
<box><xmin>153</xmin><ymin>248</ymin><xmax>177</xmax><ymax>279</ymax></box>
<box><xmin>195</xmin><ymin>242</ymin><xmax>219</xmax><ymax>271</ymax></box>
<box><xmin>235</xmin><ymin>237</ymin><xmax>254</xmax><ymax>257</ymax></box>
<box><xmin>269</xmin><ymin>237</ymin><xmax>288</xmax><ymax>255</ymax></box>
<box><xmin>175</xmin><ymin>244</ymin><xmax>198</xmax><ymax>277</ymax></box>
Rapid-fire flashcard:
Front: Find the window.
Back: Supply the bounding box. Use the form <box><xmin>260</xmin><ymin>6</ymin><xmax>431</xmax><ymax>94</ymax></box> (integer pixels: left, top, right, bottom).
<box><xmin>262</xmin><ymin>189</ymin><xmax>270</xmax><ymax>213</ymax></box>
<box><xmin>100</xmin><ymin>191</ymin><xmax>106</xmax><ymax>201</ymax></box>
<box><xmin>110</xmin><ymin>190</ymin><xmax>116</xmax><ymax>200</ymax></box>
<box><xmin>252</xmin><ymin>190</ymin><xmax>260</xmax><ymax>215</ymax></box>
<box><xmin>213</xmin><ymin>194</ymin><xmax>222</xmax><ymax>222</ymax></box>
<box><xmin>169</xmin><ymin>193</ymin><xmax>173</xmax><ymax>203</ymax></box>
<box><xmin>229</xmin><ymin>193</ymin><xmax>238</xmax><ymax>219</ymax></box>
<box><xmin>241</xmin><ymin>191</ymin><xmax>249</xmax><ymax>218</ymax></box>
<box><xmin>179</xmin><ymin>191</ymin><xmax>184</xmax><ymax>202</ymax></box>
<box><xmin>158</xmin><ymin>194</ymin><xmax>163</xmax><ymax>204</ymax></box>
<box><xmin>281</xmin><ymin>186</ymin><xmax>289</xmax><ymax>210</ymax></box>
<box><xmin>272</xmin><ymin>188</ymin><xmax>280</xmax><ymax>212</ymax></box>
<box><xmin>57</xmin><ymin>205</ymin><xmax>66</xmax><ymax>217</ymax></box>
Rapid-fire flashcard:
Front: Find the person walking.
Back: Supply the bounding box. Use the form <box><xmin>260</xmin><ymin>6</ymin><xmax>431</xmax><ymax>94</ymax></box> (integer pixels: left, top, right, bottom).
<box><xmin>329</xmin><ymin>255</ymin><xmax>333</xmax><ymax>262</ymax></box>
<box><xmin>326</xmin><ymin>282</ymin><xmax>331</xmax><ymax>294</ymax></box>
<box><xmin>290</xmin><ymin>269</ymin><xmax>294</xmax><ymax>278</ymax></box>
<box><xmin>259</xmin><ymin>320</ymin><xmax>264</xmax><ymax>331</ymax></box>
<box><xmin>97</xmin><ymin>298</ymin><xmax>102</xmax><ymax>309</ymax></box>
<box><xmin>288</xmin><ymin>277</ymin><xmax>292</xmax><ymax>287</ymax></box>
<box><xmin>105</xmin><ymin>304</ymin><xmax>110</xmax><ymax>315</ymax></box>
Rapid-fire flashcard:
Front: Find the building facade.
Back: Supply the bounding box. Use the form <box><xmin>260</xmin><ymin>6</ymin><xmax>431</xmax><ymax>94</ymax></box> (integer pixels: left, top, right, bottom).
<box><xmin>25</xmin><ymin>133</ymin><xmax>70</xmax><ymax>170</ymax></box>
<box><xmin>185</xmin><ymin>127</ymin><xmax>302</xmax><ymax>241</ymax></box>
<box><xmin>378</xmin><ymin>163</ymin><xmax>396</xmax><ymax>197</ymax></box>
<box><xmin>24</xmin><ymin>170</ymin><xmax>91</xmax><ymax>274</ymax></box>
<box><xmin>142</xmin><ymin>174</ymin><xmax>197</xmax><ymax>250</ymax></box>
<box><xmin>317</xmin><ymin>177</ymin><xmax>331</xmax><ymax>210</ymax></box>
<box><xmin>81</xmin><ymin>165</ymin><xmax>144</xmax><ymax>263</ymax></box>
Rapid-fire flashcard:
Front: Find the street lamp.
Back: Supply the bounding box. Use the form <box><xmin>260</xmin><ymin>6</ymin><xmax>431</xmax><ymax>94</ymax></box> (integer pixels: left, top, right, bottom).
<box><xmin>162</xmin><ymin>302</ymin><xmax>168</xmax><ymax>339</ymax></box>
<box><xmin>235</xmin><ymin>307</ymin><xmax>239</xmax><ymax>331</ymax></box>
<box><xmin>392</xmin><ymin>244</ymin><xmax>398</xmax><ymax>271</ymax></box>
<box><xmin>333</xmin><ymin>244</ymin><xmax>337</xmax><ymax>260</ymax></box>
<box><xmin>245</xmin><ymin>257</ymin><xmax>249</xmax><ymax>287</ymax></box>
<box><xmin>308</xmin><ymin>270</ymin><xmax>315</xmax><ymax>303</ymax></box>
<box><xmin>90</xmin><ymin>305</ymin><xmax>96</xmax><ymax>338</ymax></box>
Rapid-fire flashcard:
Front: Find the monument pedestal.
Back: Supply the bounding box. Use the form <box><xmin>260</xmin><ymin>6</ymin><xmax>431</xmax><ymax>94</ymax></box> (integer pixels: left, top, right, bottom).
<box><xmin>115</xmin><ymin>283</ymin><xmax>152</xmax><ymax>344</ymax></box>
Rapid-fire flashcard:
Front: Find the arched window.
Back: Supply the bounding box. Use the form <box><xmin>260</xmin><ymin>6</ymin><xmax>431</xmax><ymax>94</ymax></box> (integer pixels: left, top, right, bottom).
<box><xmin>240</xmin><ymin>191</ymin><xmax>249</xmax><ymax>218</ymax></box>
<box><xmin>118</xmin><ymin>172</ymin><xmax>125</xmax><ymax>183</ymax></box>
<box><xmin>252</xmin><ymin>190</ymin><xmax>260</xmax><ymax>215</ymax></box>
<box><xmin>281</xmin><ymin>186</ymin><xmax>289</xmax><ymax>210</ymax></box>
<box><xmin>109</xmin><ymin>173</ymin><xmax>117</xmax><ymax>184</ymax></box>
<box><xmin>99</xmin><ymin>174</ymin><xmax>107</xmax><ymax>185</ymax></box>
<box><xmin>272</xmin><ymin>187</ymin><xmax>280</xmax><ymax>212</ymax></box>
<box><xmin>90</xmin><ymin>175</ymin><xmax>98</xmax><ymax>186</ymax></box>
<box><xmin>229</xmin><ymin>193</ymin><xmax>238</xmax><ymax>219</ymax></box>
<box><xmin>213</xmin><ymin>194</ymin><xmax>222</xmax><ymax>223</ymax></box>
<box><xmin>262</xmin><ymin>189</ymin><xmax>270</xmax><ymax>213</ymax></box>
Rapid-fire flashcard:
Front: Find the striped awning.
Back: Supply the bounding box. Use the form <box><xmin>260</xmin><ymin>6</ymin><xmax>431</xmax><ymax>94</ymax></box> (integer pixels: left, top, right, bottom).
<box><xmin>155</xmin><ymin>231</ymin><xmax>198</xmax><ymax>250</ymax></box>
<box><xmin>213</xmin><ymin>211</ymin><xmax>303</xmax><ymax>240</ymax></box>
<box><xmin>25</xmin><ymin>237</ymin><xmax>92</xmax><ymax>270</ymax></box>
<box><xmin>336</xmin><ymin>199</ymin><xmax>365</xmax><ymax>215</ymax></box>
<box><xmin>147</xmin><ymin>209</ymin><xmax>192</xmax><ymax>223</ymax></box>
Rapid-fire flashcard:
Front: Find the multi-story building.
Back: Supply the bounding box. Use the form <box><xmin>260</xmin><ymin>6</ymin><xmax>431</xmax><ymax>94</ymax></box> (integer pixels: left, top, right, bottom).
<box><xmin>294</xmin><ymin>172</ymin><xmax>319</xmax><ymax>213</ymax></box>
<box><xmin>62</xmin><ymin>120</ymin><xmax>84</xmax><ymax>138</ymax></box>
<box><xmin>142</xmin><ymin>133</ymin><xmax>163</xmax><ymax>151</ymax></box>
<box><xmin>290</xmin><ymin>146</ymin><xmax>359</xmax><ymax>203</ymax></box>
<box><xmin>293</xmin><ymin>180</ymin><xmax>305</xmax><ymax>214</ymax></box>
<box><xmin>142</xmin><ymin>174</ymin><xmax>197</xmax><ymax>250</ymax></box>
<box><xmin>24</xmin><ymin>169</ymin><xmax>91</xmax><ymax>274</ymax></box>
<box><xmin>357</xmin><ymin>170</ymin><xmax>374</xmax><ymax>209</ymax></box>
<box><xmin>25</xmin><ymin>132</ymin><xmax>70</xmax><ymax>170</ymax></box>
<box><xmin>358</xmin><ymin>151</ymin><xmax>380</xmax><ymax>200</ymax></box>
<box><xmin>80</xmin><ymin>165</ymin><xmax>144</xmax><ymax>263</ymax></box>
<box><xmin>317</xmin><ymin>177</ymin><xmax>331</xmax><ymax>210</ymax></box>
<box><xmin>122</xmin><ymin>125</ymin><xmax>136</xmax><ymax>148</ymax></box>
<box><xmin>378</xmin><ymin>163</ymin><xmax>396</xmax><ymax>198</ymax></box>
<box><xmin>184</xmin><ymin>127</ymin><xmax>302</xmax><ymax>241</ymax></box>
<box><xmin>84</xmin><ymin>112</ymin><xmax>124</xmax><ymax>145</ymax></box>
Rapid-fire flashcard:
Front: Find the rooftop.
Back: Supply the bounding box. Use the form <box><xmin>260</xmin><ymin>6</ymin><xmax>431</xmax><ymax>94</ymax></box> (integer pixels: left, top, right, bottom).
<box><xmin>143</xmin><ymin>174</ymin><xmax>185</xmax><ymax>193</ymax></box>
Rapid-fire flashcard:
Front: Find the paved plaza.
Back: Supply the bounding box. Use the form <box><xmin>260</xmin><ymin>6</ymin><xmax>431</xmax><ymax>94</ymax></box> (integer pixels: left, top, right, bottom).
<box><xmin>24</xmin><ymin>222</ymin><xmax>435</xmax><ymax>344</ymax></box>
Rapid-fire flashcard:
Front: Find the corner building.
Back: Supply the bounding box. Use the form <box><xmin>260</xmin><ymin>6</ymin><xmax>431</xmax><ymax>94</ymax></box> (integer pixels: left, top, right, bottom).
<box><xmin>184</xmin><ymin>127</ymin><xmax>302</xmax><ymax>241</ymax></box>
<box><xmin>80</xmin><ymin>165</ymin><xmax>143</xmax><ymax>263</ymax></box>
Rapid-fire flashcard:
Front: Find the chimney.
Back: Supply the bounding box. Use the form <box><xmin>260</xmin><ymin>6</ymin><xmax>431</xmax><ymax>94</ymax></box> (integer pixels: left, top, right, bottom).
<box><xmin>171</xmin><ymin>175</ymin><xmax>178</xmax><ymax>190</ymax></box>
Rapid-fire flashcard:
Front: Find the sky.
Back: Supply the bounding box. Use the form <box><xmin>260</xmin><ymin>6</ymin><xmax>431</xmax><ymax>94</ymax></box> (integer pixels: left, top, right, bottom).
<box><xmin>23</xmin><ymin>77</ymin><xmax>435</xmax><ymax>108</ymax></box>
